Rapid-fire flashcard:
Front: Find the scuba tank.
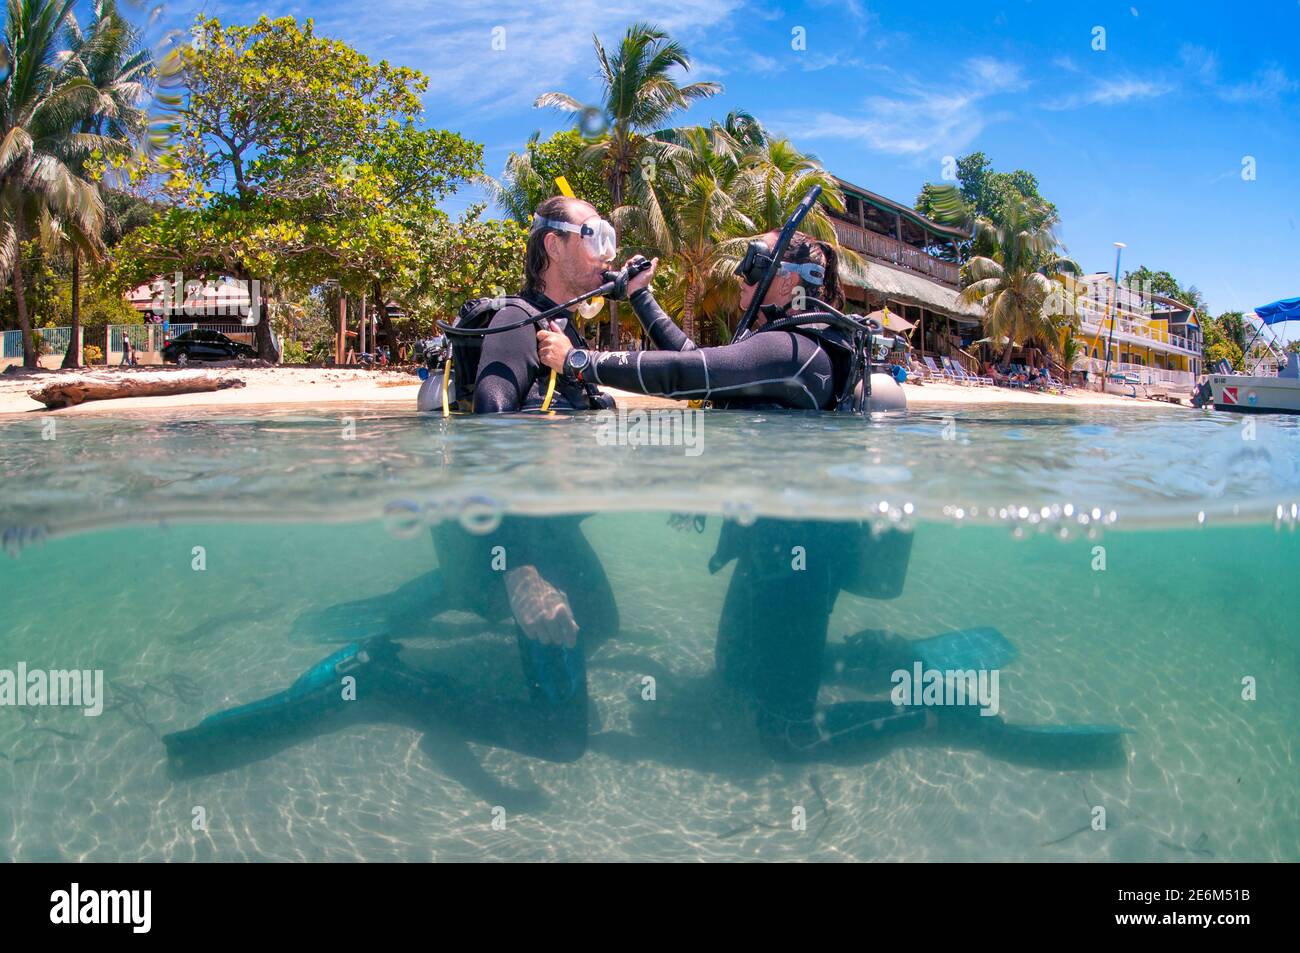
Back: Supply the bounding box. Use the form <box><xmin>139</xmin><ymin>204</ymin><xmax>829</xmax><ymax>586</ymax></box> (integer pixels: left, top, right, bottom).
<box><xmin>414</xmin><ymin>336</ymin><xmax>451</xmax><ymax>413</ymax></box>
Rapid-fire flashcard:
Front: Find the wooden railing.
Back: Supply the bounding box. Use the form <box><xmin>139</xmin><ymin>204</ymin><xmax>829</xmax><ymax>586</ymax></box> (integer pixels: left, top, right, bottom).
<box><xmin>831</xmin><ymin>218</ymin><xmax>960</xmax><ymax>287</ymax></box>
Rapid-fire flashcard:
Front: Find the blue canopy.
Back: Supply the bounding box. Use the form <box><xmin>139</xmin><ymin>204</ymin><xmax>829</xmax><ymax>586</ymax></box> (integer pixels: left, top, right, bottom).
<box><xmin>1255</xmin><ymin>296</ymin><xmax>1300</xmax><ymax>325</ymax></box>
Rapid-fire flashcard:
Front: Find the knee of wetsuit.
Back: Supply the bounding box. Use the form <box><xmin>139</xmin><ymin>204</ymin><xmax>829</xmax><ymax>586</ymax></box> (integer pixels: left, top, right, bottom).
<box><xmin>840</xmin><ymin>526</ymin><xmax>913</xmax><ymax>600</ymax></box>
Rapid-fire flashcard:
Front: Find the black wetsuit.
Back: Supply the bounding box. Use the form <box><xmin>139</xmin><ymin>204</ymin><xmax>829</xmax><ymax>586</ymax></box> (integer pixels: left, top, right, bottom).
<box><xmin>572</xmin><ymin>287</ymin><xmax>922</xmax><ymax>760</ymax></box>
<box><xmin>473</xmin><ymin>288</ymin><xmax>612</xmax><ymax>413</ymax></box>
<box><xmin>165</xmin><ymin>291</ymin><xmax>621</xmax><ymax>779</ymax></box>
<box><xmin>570</xmin><ymin>287</ymin><xmax>842</xmax><ymax>410</ymax></box>
<box><xmin>164</xmin><ymin>516</ymin><xmax>618</xmax><ymax>778</ymax></box>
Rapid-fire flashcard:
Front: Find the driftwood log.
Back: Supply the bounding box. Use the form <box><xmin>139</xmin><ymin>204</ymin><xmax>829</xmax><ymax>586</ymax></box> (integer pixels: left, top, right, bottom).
<box><xmin>28</xmin><ymin>371</ymin><xmax>246</xmax><ymax>409</ymax></box>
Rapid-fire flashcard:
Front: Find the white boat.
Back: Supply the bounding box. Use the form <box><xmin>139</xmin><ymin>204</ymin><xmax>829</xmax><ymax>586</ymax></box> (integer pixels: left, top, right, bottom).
<box><xmin>1208</xmin><ymin>353</ymin><xmax>1300</xmax><ymax>414</ymax></box>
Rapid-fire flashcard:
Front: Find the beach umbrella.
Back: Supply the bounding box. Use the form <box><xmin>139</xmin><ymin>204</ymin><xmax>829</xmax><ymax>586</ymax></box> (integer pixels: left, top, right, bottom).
<box><xmin>867</xmin><ymin>309</ymin><xmax>915</xmax><ymax>333</ymax></box>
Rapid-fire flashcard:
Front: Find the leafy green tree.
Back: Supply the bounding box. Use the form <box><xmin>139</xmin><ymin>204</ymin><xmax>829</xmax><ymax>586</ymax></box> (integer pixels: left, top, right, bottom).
<box><xmin>536</xmin><ymin>21</ymin><xmax>720</xmax><ymax>344</ymax></box>
<box><xmin>402</xmin><ymin>204</ymin><xmax>526</xmax><ymax>326</ymax></box>
<box><xmin>915</xmin><ymin>152</ymin><xmax>1058</xmax><ymax>264</ymax></box>
<box><xmin>1202</xmin><ymin>318</ymin><xmax>1243</xmax><ymax>370</ymax></box>
<box><xmin>116</xmin><ymin>15</ymin><xmax>481</xmax><ymax>359</ymax></box>
<box><xmin>620</xmin><ymin>113</ymin><xmax>846</xmax><ymax>340</ymax></box>
<box><xmin>488</xmin><ymin>129</ymin><xmax>613</xmax><ymax>225</ymax></box>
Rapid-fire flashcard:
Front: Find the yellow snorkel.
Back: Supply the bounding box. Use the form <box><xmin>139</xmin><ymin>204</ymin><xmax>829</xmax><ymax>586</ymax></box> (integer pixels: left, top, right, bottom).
<box><xmin>541</xmin><ymin>176</ymin><xmax>594</xmax><ymax>413</ymax></box>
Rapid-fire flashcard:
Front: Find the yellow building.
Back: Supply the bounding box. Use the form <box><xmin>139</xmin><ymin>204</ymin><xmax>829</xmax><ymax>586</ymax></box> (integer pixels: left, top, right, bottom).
<box><xmin>1071</xmin><ymin>273</ymin><xmax>1202</xmax><ymax>393</ymax></box>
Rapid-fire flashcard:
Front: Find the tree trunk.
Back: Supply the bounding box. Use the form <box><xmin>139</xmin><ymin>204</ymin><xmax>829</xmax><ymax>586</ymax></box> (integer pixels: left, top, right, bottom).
<box><xmin>374</xmin><ymin>279</ymin><xmax>394</xmax><ymax>356</ymax></box>
<box><xmin>247</xmin><ymin>270</ymin><xmax>278</xmax><ymax>362</ymax></box>
<box><xmin>682</xmin><ymin>282</ymin><xmax>698</xmax><ymax>343</ymax></box>
<box><xmin>62</xmin><ymin>247</ymin><xmax>82</xmax><ymax>369</ymax></box>
<box><xmin>13</xmin><ymin>240</ymin><xmax>35</xmax><ymax>369</ymax></box>
<box><xmin>28</xmin><ymin>369</ymin><xmax>246</xmax><ymax>409</ymax></box>
<box><xmin>609</xmin><ymin>172</ymin><xmax>623</xmax><ymax>350</ymax></box>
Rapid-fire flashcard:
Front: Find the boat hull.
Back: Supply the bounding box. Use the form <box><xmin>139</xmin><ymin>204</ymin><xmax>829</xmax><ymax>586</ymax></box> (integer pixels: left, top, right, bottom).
<box><xmin>1208</xmin><ymin>375</ymin><xmax>1300</xmax><ymax>414</ymax></box>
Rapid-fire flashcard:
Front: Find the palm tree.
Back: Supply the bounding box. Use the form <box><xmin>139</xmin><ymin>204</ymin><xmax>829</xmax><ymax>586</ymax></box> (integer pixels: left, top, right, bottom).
<box><xmin>619</xmin><ymin>123</ymin><xmax>751</xmax><ymax>340</ymax></box>
<box><xmin>622</xmin><ymin>114</ymin><xmax>849</xmax><ymax>340</ymax></box>
<box><xmin>535</xmin><ymin>22</ymin><xmax>720</xmax><ymax>345</ymax></box>
<box><xmin>483</xmin><ymin>131</ymin><xmax>544</xmax><ymax>227</ymax></box>
<box><xmin>959</xmin><ymin>198</ymin><xmax>1079</xmax><ymax>365</ymax></box>
<box><xmin>1</xmin><ymin>0</ymin><xmax>104</xmax><ymax>368</ymax></box>
<box><xmin>59</xmin><ymin>0</ymin><xmax>149</xmax><ymax>367</ymax></box>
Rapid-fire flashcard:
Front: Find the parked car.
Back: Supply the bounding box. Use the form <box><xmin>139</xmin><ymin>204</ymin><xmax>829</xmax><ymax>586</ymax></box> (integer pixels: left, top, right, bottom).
<box><xmin>162</xmin><ymin>329</ymin><xmax>258</xmax><ymax>364</ymax></box>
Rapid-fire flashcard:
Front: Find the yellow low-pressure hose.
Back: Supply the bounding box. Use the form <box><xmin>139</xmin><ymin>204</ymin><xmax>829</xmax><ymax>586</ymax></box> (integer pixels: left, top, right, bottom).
<box><xmin>441</xmin><ymin>352</ymin><xmax>452</xmax><ymax>418</ymax></box>
<box><xmin>540</xmin><ymin>365</ymin><xmax>558</xmax><ymax>414</ymax></box>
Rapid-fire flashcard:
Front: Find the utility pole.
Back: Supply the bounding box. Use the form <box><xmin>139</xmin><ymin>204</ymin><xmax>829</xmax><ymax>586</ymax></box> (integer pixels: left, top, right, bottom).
<box><xmin>1102</xmin><ymin>242</ymin><xmax>1125</xmax><ymax>388</ymax></box>
<box><xmin>337</xmin><ymin>292</ymin><xmax>346</xmax><ymax>365</ymax></box>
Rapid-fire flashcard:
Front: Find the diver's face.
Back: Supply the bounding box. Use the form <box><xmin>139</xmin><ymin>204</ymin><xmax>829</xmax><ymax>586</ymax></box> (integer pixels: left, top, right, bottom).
<box><xmin>737</xmin><ymin>230</ymin><xmax>800</xmax><ymax>325</ymax></box>
<box><xmin>545</xmin><ymin>202</ymin><xmax>613</xmax><ymax>293</ymax></box>
<box><xmin>738</xmin><ymin>269</ymin><xmax>801</xmax><ymax>328</ymax></box>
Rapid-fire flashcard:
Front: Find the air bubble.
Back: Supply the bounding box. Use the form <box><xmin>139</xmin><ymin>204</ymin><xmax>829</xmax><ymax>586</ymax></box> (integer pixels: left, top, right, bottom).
<box><xmin>383</xmin><ymin>500</ymin><xmax>424</xmax><ymax>539</ymax></box>
<box><xmin>578</xmin><ymin>106</ymin><xmax>608</xmax><ymax>136</ymax></box>
<box><xmin>459</xmin><ymin>496</ymin><xmax>505</xmax><ymax>535</ymax></box>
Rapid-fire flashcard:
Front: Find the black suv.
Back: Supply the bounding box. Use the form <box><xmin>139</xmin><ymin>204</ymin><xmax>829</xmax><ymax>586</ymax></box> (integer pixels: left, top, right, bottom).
<box><xmin>162</xmin><ymin>329</ymin><xmax>258</xmax><ymax>364</ymax></box>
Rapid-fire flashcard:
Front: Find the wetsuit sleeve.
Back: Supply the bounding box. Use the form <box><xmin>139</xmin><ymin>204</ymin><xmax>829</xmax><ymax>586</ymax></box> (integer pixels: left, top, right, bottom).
<box><xmin>582</xmin><ymin>330</ymin><xmax>835</xmax><ymax>410</ymax></box>
<box><xmin>473</xmin><ymin>304</ymin><xmax>541</xmax><ymax>413</ymax></box>
<box><xmin>630</xmin><ymin>288</ymin><xmax>696</xmax><ymax>352</ymax></box>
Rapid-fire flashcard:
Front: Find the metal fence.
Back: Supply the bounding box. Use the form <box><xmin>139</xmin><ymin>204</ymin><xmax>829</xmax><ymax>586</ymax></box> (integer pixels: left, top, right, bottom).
<box><xmin>2</xmin><ymin>326</ymin><xmax>71</xmax><ymax>361</ymax></box>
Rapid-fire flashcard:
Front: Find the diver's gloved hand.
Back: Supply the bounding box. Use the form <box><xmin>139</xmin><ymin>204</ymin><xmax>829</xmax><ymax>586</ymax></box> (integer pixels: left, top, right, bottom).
<box><xmin>505</xmin><ymin>565</ymin><xmax>579</xmax><ymax>648</ymax></box>
<box><xmin>605</xmin><ymin>255</ymin><xmax>655</xmax><ymax>300</ymax></box>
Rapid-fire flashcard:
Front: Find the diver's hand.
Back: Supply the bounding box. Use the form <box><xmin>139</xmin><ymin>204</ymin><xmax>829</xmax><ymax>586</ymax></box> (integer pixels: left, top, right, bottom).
<box><xmin>537</xmin><ymin>321</ymin><xmax>572</xmax><ymax>372</ymax></box>
<box><xmin>625</xmin><ymin>256</ymin><xmax>658</xmax><ymax>296</ymax></box>
<box><xmin>504</xmin><ymin>565</ymin><xmax>579</xmax><ymax>648</ymax></box>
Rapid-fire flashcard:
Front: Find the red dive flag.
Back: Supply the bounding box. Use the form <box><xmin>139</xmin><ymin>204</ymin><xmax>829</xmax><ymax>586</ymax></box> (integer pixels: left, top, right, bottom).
<box><xmin>1222</xmin><ymin>386</ymin><xmax>1239</xmax><ymax>405</ymax></box>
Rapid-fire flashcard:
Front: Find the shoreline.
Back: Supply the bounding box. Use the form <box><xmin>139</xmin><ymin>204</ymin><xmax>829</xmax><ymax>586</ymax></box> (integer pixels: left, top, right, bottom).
<box><xmin>0</xmin><ymin>365</ymin><xmax>1190</xmax><ymax>416</ymax></box>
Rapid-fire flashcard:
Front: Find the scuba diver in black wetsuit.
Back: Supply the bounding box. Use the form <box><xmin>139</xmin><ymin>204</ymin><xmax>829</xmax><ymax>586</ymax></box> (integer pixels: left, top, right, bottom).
<box><xmin>163</xmin><ymin>197</ymin><xmax>623</xmax><ymax>779</ymax></box>
<box><xmin>533</xmin><ymin>220</ymin><xmax>930</xmax><ymax>761</ymax></box>
<box><xmin>538</xmin><ymin>207</ymin><xmax>1126</xmax><ymax>767</ymax></box>
<box><xmin>470</xmin><ymin>195</ymin><xmax>619</xmax><ymax>414</ymax></box>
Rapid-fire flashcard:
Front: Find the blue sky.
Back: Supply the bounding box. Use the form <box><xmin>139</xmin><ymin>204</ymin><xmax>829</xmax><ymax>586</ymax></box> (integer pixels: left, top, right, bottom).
<box><xmin>154</xmin><ymin>1</ymin><xmax>1299</xmax><ymax>337</ymax></box>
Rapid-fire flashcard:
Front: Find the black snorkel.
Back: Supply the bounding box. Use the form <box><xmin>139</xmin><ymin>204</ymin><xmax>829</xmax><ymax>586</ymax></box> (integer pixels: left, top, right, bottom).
<box><xmin>733</xmin><ymin>185</ymin><xmax>824</xmax><ymax>342</ymax></box>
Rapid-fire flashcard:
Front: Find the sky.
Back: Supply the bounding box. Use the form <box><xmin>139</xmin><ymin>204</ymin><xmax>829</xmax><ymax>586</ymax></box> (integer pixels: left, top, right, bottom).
<box><xmin>147</xmin><ymin>0</ymin><xmax>1300</xmax><ymax>339</ymax></box>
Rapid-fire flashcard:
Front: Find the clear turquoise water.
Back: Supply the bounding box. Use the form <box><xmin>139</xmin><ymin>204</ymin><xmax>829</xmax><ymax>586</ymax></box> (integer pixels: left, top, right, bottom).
<box><xmin>1</xmin><ymin>403</ymin><xmax>1297</xmax><ymax>861</ymax></box>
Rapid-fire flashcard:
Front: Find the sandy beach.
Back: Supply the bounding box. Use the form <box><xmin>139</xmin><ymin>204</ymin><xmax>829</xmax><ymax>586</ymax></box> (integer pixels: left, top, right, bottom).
<box><xmin>0</xmin><ymin>363</ymin><xmax>1190</xmax><ymax>415</ymax></box>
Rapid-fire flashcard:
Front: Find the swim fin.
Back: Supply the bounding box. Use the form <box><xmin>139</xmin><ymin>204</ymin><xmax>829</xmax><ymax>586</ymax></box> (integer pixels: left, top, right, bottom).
<box><xmin>162</xmin><ymin>639</ymin><xmax>398</xmax><ymax>779</ymax></box>
<box><xmin>289</xmin><ymin>571</ymin><xmax>445</xmax><ymax>643</ymax></box>
<box><xmin>827</xmin><ymin>626</ymin><xmax>1018</xmax><ymax>680</ymax></box>
<box><xmin>952</xmin><ymin>716</ymin><xmax>1133</xmax><ymax>770</ymax></box>
<box><xmin>911</xmin><ymin>626</ymin><xmax>1019</xmax><ymax>671</ymax></box>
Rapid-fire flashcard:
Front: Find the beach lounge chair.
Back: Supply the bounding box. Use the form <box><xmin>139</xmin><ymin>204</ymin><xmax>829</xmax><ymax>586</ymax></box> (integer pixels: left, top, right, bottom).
<box><xmin>943</xmin><ymin>356</ymin><xmax>993</xmax><ymax>386</ymax></box>
<box><xmin>924</xmin><ymin>356</ymin><xmax>956</xmax><ymax>382</ymax></box>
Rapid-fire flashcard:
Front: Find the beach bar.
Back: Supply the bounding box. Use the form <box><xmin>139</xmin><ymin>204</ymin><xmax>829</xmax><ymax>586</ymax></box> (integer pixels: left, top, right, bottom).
<box><xmin>823</xmin><ymin>177</ymin><xmax>985</xmax><ymax>374</ymax></box>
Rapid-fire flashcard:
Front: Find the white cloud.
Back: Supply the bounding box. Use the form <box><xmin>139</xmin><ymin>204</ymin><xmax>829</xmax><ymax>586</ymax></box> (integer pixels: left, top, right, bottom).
<box><xmin>780</xmin><ymin>57</ymin><xmax>1026</xmax><ymax>157</ymax></box>
<box><xmin>1179</xmin><ymin>44</ymin><xmax>1297</xmax><ymax>104</ymax></box>
<box><xmin>1217</xmin><ymin>65</ymin><xmax>1298</xmax><ymax>103</ymax></box>
<box><xmin>164</xmin><ymin>0</ymin><xmax>742</xmax><ymax>113</ymax></box>
<box><xmin>1045</xmin><ymin>76</ymin><xmax>1173</xmax><ymax>110</ymax></box>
